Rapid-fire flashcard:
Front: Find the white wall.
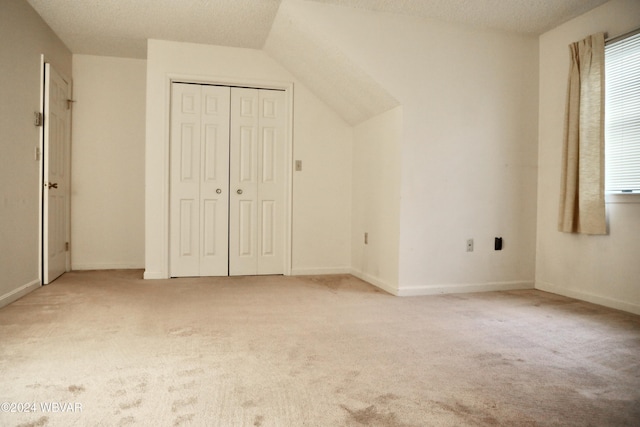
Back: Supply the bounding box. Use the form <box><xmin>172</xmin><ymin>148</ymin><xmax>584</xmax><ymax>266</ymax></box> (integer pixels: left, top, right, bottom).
<box><xmin>290</xmin><ymin>85</ymin><xmax>353</xmax><ymax>274</ymax></box>
<box><xmin>351</xmin><ymin>107</ymin><xmax>402</xmax><ymax>293</ymax></box>
<box><xmin>536</xmin><ymin>0</ymin><xmax>640</xmax><ymax>315</ymax></box>
<box><xmin>71</xmin><ymin>55</ymin><xmax>146</xmax><ymax>270</ymax></box>
<box><xmin>281</xmin><ymin>1</ymin><xmax>540</xmax><ymax>295</ymax></box>
<box><xmin>395</xmin><ymin>26</ymin><xmax>539</xmax><ymax>294</ymax></box>
<box><xmin>0</xmin><ymin>1</ymin><xmax>71</xmax><ymax>307</ymax></box>
<box><xmin>144</xmin><ymin>39</ymin><xmax>352</xmax><ymax>279</ymax></box>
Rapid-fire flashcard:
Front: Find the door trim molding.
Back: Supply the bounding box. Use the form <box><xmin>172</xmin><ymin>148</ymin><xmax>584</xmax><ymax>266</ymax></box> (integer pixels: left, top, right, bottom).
<box><xmin>161</xmin><ymin>74</ymin><xmax>294</xmax><ymax>278</ymax></box>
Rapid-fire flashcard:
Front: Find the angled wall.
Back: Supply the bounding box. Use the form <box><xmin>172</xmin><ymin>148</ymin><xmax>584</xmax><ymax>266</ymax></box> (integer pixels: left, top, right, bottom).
<box><xmin>0</xmin><ymin>0</ymin><xmax>71</xmax><ymax>307</ymax></box>
<box><xmin>264</xmin><ymin>1</ymin><xmax>399</xmax><ymax>126</ymax></box>
<box><xmin>351</xmin><ymin>107</ymin><xmax>403</xmax><ymax>293</ymax></box>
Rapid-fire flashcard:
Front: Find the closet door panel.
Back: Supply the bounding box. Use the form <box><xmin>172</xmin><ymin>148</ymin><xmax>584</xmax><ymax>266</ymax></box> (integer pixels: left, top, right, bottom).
<box><xmin>199</xmin><ymin>85</ymin><xmax>231</xmax><ymax>276</ymax></box>
<box><xmin>257</xmin><ymin>90</ymin><xmax>286</xmax><ymax>274</ymax></box>
<box><xmin>170</xmin><ymin>83</ymin><xmax>230</xmax><ymax>277</ymax></box>
<box><xmin>229</xmin><ymin>88</ymin><xmax>259</xmax><ymax>276</ymax></box>
<box><xmin>170</xmin><ymin>84</ymin><xmax>201</xmax><ymax>276</ymax></box>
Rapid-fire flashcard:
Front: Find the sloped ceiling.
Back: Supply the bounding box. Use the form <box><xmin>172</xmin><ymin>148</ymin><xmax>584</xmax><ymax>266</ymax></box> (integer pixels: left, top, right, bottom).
<box><xmin>26</xmin><ymin>0</ymin><xmax>609</xmax><ymax>125</ymax></box>
<box><xmin>264</xmin><ymin>1</ymin><xmax>399</xmax><ymax>125</ymax></box>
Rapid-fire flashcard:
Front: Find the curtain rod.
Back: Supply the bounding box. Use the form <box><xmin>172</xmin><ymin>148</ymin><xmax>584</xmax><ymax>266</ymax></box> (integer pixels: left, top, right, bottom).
<box><xmin>606</xmin><ymin>27</ymin><xmax>640</xmax><ymax>45</ymax></box>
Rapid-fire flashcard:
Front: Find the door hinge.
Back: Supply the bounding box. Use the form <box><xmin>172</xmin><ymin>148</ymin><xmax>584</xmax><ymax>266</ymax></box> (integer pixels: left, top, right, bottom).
<box><xmin>67</xmin><ymin>99</ymin><xmax>76</xmax><ymax>110</ymax></box>
<box><xmin>34</xmin><ymin>112</ymin><xmax>43</xmax><ymax>127</ymax></box>
<box><xmin>65</xmin><ymin>242</ymin><xmax>69</xmax><ymax>252</ymax></box>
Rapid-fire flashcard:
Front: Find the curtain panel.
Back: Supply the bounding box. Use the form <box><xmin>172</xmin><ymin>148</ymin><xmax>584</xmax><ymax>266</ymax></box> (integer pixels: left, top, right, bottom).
<box><xmin>558</xmin><ymin>32</ymin><xmax>607</xmax><ymax>235</ymax></box>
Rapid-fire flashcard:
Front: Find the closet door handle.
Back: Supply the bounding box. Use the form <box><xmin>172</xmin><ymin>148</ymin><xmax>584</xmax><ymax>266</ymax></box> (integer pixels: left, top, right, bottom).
<box><xmin>236</xmin><ymin>189</ymin><xmax>243</xmax><ymax>195</ymax></box>
<box><xmin>216</xmin><ymin>189</ymin><xmax>222</xmax><ymax>194</ymax></box>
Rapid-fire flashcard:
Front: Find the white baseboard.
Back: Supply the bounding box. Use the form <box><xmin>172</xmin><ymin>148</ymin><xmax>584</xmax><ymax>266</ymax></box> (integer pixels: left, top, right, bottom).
<box><xmin>348</xmin><ymin>271</ymin><xmax>533</xmax><ymax>297</ymax></box>
<box><xmin>143</xmin><ymin>267</ymin><xmax>352</xmax><ymax>280</ymax></box>
<box><xmin>73</xmin><ymin>263</ymin><xmax>144</xmax><ymax>271</ymax></box>
<box><xmin>396</xmin><ymin>280</ymin><xmax>534</xmax><ymax>297</ymax></box>
<box><xmin>536</xmin><ymin>280</ymin><xmax>640</xmax><ymax>316</ymax></box>
<box><xmin>350</xmin><ymin>269</ymin><xmax>398</xmax><ymax>295</ymax></box>
<box><xmin>290</xmin><ymin>267</ymin><xmax>351</xmax><ymax>275</ymax></box>
<box><xmin>0</xmin><ymin>279</ymin><xmax>41</xmax><ymax>308</ymax></box>
<box><xmin>143</xmin><ymin>271</ymin><xmax>168</xmax><ymax>280</ymax></box>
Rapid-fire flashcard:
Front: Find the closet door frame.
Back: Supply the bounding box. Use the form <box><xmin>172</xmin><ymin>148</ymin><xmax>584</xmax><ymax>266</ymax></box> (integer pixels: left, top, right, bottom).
<box><xmin>165</xmin><ymin>75</ymin><xmax>293</xmax><ymax>277</ymax></box>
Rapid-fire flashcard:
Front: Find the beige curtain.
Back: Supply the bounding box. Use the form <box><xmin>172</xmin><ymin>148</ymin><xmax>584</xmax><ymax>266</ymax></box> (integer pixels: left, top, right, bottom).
<box><xmin>558</xmin><ymin>32</ymin><xmax>607</xmax><ymax>235</ymax></box>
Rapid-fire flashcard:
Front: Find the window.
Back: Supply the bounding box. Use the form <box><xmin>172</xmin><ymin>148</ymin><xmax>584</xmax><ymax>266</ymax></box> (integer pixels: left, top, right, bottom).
<box><xmin>605</xmin><ymin>30</ymin><xmax>640</xmax><ymax>194</ymax></box>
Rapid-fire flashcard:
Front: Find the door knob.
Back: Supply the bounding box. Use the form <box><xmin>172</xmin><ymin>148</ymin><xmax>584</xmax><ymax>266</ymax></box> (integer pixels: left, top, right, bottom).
<box><xmin>216</xmin><ymin>188</ymin><xmax>222</xmax><ymax>194</ymax></box>
<box><xmin>47</xmin><ymin>182</ymin><xmax>58</xmax><ymax>189</ymax></box>
<box><xmin>237</xmin><ymin>189</ymin><xmax>243</xmax><ymax>195</ymax></box>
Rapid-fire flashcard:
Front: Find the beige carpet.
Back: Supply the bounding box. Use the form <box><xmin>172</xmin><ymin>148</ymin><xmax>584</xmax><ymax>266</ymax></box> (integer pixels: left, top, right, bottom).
<box><xmin>0</xmin><ymin>270</ymin><xmax>639</xmax><ymax>427</ymax></box>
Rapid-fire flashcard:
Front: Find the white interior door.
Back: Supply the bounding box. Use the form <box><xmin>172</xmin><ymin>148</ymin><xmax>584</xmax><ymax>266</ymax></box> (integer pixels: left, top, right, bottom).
<box><xmin>43</xmin><ymin>63</ymin><xmax>71</xmax><ymax>284</ymax></box>
<box><xmin>229</xmin><ymin>88</ymin><xmax>286</xmax><ymax>276</ymax></box>
<box><xmin>170</xmin><ymin>83</ymin><xmax>231</xmax><ymax>277</ymax></box>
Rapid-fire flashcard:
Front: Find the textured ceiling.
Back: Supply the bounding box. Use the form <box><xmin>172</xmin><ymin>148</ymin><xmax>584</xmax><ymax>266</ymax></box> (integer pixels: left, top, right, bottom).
<box><xmin>26</xmin><ymin>0</ymin><xmax>281</xmax><ymax>58</ymax></box>
<box><xmin>26</xmin><ymin>0</ymin><xmax>610</xmax><ymax>125</ymax></box>
<box><xmin>27</xmin><ymin>0</ymin><xmax>611</xmax><ymax>59</ymax></box>
<box><xmin>312</xmin><ymin>0</ymin><xmax>611</xmax><ymax>34</ymax></box>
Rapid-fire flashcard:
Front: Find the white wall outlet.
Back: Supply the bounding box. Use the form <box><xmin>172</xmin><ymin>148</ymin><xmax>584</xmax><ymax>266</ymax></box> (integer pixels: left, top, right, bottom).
<box><xmin>466</xmin><ymin>238</ymin><xmax>474</xmax><ymax>252</ymax></box>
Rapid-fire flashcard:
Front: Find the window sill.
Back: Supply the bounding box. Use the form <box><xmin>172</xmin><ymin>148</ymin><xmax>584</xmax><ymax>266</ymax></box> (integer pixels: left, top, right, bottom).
<box><xmin>606</xmin><ymin>193</ymin><xmax>640</xmax><ymax>204</ymax></box>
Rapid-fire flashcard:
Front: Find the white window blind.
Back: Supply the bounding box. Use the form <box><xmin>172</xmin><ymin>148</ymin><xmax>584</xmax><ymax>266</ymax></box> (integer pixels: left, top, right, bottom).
<box><xmin>605</xmin><ymin>30</ymin><xmax>640</xmax><ymax>193</ymax></box>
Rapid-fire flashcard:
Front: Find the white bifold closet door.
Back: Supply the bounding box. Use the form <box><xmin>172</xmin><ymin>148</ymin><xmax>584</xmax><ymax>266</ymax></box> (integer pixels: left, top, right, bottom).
<box><xmin>229</xmin><ymin>87</ymin><xmax>286</xmax><ymax>276</ymax></box>
<box><xmin>170</xmin><ymin>84</ymin><xmax>230</xmax><ymax>277</ymax></box>
<box><xmin>170</xmin><ymin>83</ymin><xmax>286</xmax><ymax>277</ymax></box>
